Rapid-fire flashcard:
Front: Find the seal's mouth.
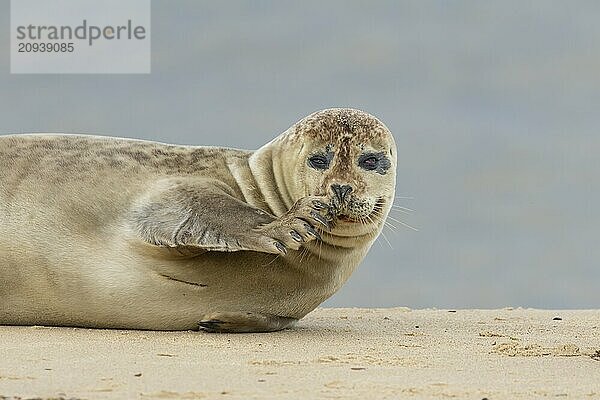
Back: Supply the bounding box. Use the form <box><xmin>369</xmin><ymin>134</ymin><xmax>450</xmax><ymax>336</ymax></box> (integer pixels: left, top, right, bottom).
<box><xmin>333</xmin><ymin>198</ymin><xmax>385</xmax><ymax>225</ymax></box>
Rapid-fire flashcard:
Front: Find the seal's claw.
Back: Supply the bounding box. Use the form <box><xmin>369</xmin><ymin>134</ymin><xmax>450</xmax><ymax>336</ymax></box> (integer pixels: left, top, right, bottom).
<box><xmin>198</xmin><ymin>319</ymin><xmax>225</xmax><ymax>332</ymax></box>
<box><xmin>198</xmin><ymin>313</ymin><xmax>298</xmax><ymax>333</ymax></box>
<box><xmin>303</xmin><ymin>222</ymin><xmax>321</xmax><ymax>241</ymax></box>
<box><xmin>312</xmin><ymin>200</ymin><xmax>329</xmax><ymax>210</ymax></box>
<box><xmin>310</xmin><ymin>211</ymin><xmax>331</xmax><ymax>230</ymax></box>
<box><xmin>246</xmin><ymin>196</ymin><xmax>331</xmax><ymax>253</ymax></box>
<box><xmin>274</xmin><ymin>241</ymin><xmax>287</xmax><ymax>255</ymax></box>
<box><xmin>290</xmin><ymin>230</ymin><xmax>303</xmax><ymax>242</ymax></box>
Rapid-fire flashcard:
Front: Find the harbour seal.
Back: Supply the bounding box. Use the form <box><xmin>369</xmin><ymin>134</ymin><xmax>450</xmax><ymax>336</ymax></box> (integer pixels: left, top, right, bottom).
<box><xmin>0</xmin><ymin>108</ymin><xmax>396</xmax><ymax>332</ymax></box>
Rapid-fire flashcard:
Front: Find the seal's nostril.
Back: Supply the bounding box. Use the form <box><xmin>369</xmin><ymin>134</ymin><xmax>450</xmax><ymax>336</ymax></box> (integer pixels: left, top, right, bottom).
<box><xmin>331</xmin><ymin>184</ymin><xmax>353</xmax><ymax>202</ymax></box>
<box><xmin>331</xmin><ymin>184</ymin><xmax>341</xmax><ymax>199</ymax></box>
<box><xmin>341</xmin><ymin>185</ymin><xmax>353</xmax><ymax>198</ymax></box>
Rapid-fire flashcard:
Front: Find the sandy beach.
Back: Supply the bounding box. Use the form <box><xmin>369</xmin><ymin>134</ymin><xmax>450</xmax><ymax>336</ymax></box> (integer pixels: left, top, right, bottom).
<box><xmin>1</xmin><ymin>308</ymin><xmax>598</xmax><ymax>399</ymax></box>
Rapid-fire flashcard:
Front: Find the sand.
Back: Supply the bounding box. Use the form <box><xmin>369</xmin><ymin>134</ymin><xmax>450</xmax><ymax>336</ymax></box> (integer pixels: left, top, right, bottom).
<box><xmin>0</xmin><ymin>308</ymin><xmax>598</xmax><ymax>399</ymax></box>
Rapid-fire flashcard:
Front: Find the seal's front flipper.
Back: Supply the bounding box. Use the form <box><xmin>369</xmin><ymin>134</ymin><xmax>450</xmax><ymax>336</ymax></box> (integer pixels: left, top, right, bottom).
<box><xmin>131</xmin><ymin>177</ymin><xmax>275</xmax><ymax>253</ymax></box>
<box><xmin>130</xmin><ymin>177</ymin><xmax>333</xmax><ymax>256</ymax></box>
<box><xmin>198</xmin><ymin>312</ymin><xmax>297</xmax><ymax>333</ymax></box>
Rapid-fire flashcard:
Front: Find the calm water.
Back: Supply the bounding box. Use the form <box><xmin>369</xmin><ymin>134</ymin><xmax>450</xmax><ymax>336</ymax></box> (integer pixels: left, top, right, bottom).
<box><xmin>0</xmin><ymin>1</ymin><xmax>598</xmax><ymax>308</ymax></box>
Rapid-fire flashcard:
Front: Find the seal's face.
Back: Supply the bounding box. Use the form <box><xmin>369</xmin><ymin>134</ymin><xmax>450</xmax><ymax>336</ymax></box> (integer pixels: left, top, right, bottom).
<box><xmin>282</xmin><ymin>109</ymin><xmax>397</xmax><ymax>232</ymax></box>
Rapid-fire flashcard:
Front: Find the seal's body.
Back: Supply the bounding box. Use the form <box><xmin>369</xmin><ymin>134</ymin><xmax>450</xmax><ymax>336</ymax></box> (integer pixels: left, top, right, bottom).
<box><xmin>0</xmin><ymin>109</ymin><xmax>396</xmax><ymax>332</ymax></box>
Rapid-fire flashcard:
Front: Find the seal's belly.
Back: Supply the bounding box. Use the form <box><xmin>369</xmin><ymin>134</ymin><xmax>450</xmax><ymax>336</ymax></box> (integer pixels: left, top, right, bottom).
<box><xmin>0</xmin><ymin>231</ymin><xmax>344</xmax><ymax>330</ymax></box>
<box><xmin>84</xmin><ymin>249</ymin><xmax>340</xmax><ymax>330</ymax></box>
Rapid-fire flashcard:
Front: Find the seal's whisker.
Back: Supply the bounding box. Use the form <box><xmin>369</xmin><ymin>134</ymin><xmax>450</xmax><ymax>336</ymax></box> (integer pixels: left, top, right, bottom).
<box><xmin>386</xmin><ymin>214</ymin><xmax>419</xmax><ymax>232</ymax></box>
<box><xmin>364</xmin><ymin>211</ymin><xmax>393</xmax><ymax>246</ymax></box>
<box><xmin>359</xmin><ymin>215</ymin><xmax>369</xmax><ymax>227</ymax></box>
<box><xmin>366</xmin><ymin>212</ymin><xmax>396</xmax><ymax>233</ymax></box>
<box><xmin>262</xmin><ymin>253</ymin><xmax>281</xmax><ymax>267</ymax></box>
<box><xmin>385</xmin><ymin>214</ymin><xmax>419</xmax><ymax>232</ymax></box>
<box><xmin>389</xmin><ymin>207</ymin><xmax>412</xmax><ymax>215</ymax></box>
<box><xmin>390</xmin><ymin>210</ymin><xmax>414</xmax><ymax>219</ymax></box>
<box><xmin>360</xmin><ymin>215</ymin><xmax>372</xmax><ymax>229</ymax></box>
<box><xmin>383</xmin><ymin>220</ymin><xmax>398</xmax><ymax>233</ymax></box>
<box><xmin>370</xmin><ymin>208</ymin><xmax>414</xmax><ymax>232</ymax></box>
<box><xmin>379</xmin><ymin>229</ymin><xmax>393</xmax><ymax>250</ymax></box>
<box><xmin>359</xmin><ymin>216</ymin><xmax>385</xmax><ymax>249</ymax></box>
<box><xmin>386</xmin><ymin>214</ymin><xmax>408</xmax><ymax>223</ymax></box>
<box><xmin>318</xmin><ymin>233</ymin><xmax>324</xmax><ymax>261</ymax></box>
<box><xmin>362</xmin><ymin>215</ymin><xmax>386</xmax><ymax>248</ymax></box>
<box><xmin>298</xmin><ymin>246</ymin><xmax>310</xmax><ymax>265</ymax></box>
<box><xmin>391</xmin><ymin>205</ymin><xmax>415</xmax><ymax>213</ymax></box>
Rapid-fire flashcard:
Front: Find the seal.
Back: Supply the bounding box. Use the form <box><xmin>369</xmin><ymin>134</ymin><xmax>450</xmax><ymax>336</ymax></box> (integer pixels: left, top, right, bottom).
<box><xmin>0</xmin><ymin>108</ymin><xmax>396</xmax><ymax>332</ymax></box>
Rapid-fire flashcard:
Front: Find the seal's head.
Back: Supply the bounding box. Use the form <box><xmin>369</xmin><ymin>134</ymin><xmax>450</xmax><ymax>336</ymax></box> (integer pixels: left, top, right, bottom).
<box><xmin>272</xmin><ymin>108</ymin><xmax>397</xmax><ymax>235</ymax></box>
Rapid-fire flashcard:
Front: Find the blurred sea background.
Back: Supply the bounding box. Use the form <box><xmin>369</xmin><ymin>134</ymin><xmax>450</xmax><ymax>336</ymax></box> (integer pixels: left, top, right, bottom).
<box><xmin>1</xmin><ymin>0</ymin><xmax>598</xmax><ymax>308</ymax></box>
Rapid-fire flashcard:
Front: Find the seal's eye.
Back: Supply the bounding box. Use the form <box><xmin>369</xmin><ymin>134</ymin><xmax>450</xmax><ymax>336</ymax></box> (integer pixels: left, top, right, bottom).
<box><xmin>358</xmin><ymin>152</ymin><xmax>391</xmax><ymax>174</ymax></box>
<box><xmin>359</xmin><ymin>156</ymin><xmax>379</xmax><ymax>171</ymax></box>
<box><xmin>308</xmin><ymin>154</ymin><xmax>330</xmax><ymax>170</ymax></box>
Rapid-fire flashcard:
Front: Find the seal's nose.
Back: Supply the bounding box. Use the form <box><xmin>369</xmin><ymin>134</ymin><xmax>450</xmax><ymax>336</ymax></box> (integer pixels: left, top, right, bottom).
<box><xmin>331</xmin><ymin>184</ymin><xmax>353</xmax><ymax>203</ymax></box>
